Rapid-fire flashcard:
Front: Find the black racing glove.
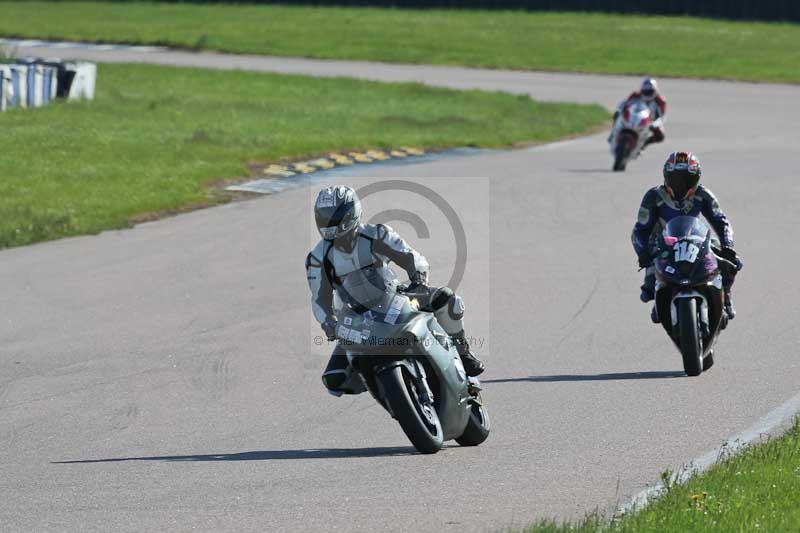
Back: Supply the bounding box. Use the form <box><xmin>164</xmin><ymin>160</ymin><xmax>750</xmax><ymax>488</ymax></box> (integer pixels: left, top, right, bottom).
<box><xmin>411</xmin><ymin>270</ymin><xmax>429</xmax><ymax>285</ymax></box>
<box><xmin>405</xmin><ymin>271</ymin><xmax>430</xmax><ymax>295</ymax></box>
<box><xmin>321</xmin><ymin>316</ymin><xmax>338</xmax><ymax>341</ymax></box>
<box><xmin>719</xmin><ymin>247</ymin><xmax>743</xmax><ymax>271</ymax></box>
<box><xmin>637</xmin><ymin>254</ymin><xmax>652</xmax><ymax>270</ymax></box>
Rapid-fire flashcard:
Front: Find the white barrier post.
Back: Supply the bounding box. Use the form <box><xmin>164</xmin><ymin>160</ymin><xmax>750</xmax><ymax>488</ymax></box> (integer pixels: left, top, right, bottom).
<box><xmin>67</xmin><ymin>62</ymin><xmax>96</xmax><ymax>101</ymax></box>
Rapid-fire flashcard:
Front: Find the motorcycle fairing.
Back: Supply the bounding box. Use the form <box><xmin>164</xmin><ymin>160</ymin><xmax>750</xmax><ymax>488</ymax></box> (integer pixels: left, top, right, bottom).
<box><xmin>337</xmin><ymin>294</ymin><xmax>471</xmax><ymax>440</ymax></box>
<box><xmin>654</xmin><ymin>216</ymin><xmax>725</xmax><ymax>352</ymax></box>
<box><xmin>609</xmin><ymin>100</ymin><xmax>654</xmax><ymax>162</ymax></box>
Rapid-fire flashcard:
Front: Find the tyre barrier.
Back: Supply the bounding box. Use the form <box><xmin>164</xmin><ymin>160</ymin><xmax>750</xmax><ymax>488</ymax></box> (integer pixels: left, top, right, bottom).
<box><xmin>0</xmin><ymin>59</ymin><xmax>95</xmax><ymax>112</ymax></box>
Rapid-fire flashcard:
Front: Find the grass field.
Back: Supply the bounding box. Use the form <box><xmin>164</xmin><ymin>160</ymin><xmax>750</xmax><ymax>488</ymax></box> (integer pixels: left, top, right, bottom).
<box><xmin>527</xmin><ymin>418</ymin><xmax>800</xmax><ymax>532</ymax></box>
<box><xmin>1</xmin><ymin>3</ymin><xmax>799</xmax><ymax>83</ymax></box>
<box><xmin>0</xmin><ymin>63</ymin><xmax>607</xmax><ymax>249</ymax></box>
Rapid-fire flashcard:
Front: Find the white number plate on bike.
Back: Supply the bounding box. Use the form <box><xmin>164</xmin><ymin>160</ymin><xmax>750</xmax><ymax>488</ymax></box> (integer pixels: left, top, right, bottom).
<box><xmin>674</xmin><ymin>241</ymin><xmax>700</xmax><ymax>263</ymax></box>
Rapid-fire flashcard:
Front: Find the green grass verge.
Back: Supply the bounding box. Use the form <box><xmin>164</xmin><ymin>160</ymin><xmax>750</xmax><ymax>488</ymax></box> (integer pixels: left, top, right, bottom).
<box><xmin>528</xmin><ymin>417</ymin><xmax>800</xmax><ymax>532</ymax></box>
<box><xmin>0</xmin><ymin>63</ymin><xmax>607</xmax><ymax>249</ymax></box>
<box><xmin>1</xmin><ymin>3</ymin><xmax>799</xmax><ymax>83</ymax></box>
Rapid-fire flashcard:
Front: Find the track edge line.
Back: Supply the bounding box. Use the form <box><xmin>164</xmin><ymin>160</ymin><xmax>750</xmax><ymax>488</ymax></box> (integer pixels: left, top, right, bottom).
<box><xmin>619</xmin><ymin>389</ymin><xmax>800</xmax><ymax>514</ymax></box>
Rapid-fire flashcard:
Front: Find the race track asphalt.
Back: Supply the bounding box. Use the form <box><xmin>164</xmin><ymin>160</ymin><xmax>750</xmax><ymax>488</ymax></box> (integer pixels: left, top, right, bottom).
<box><xmin>2</xmin><ymin>43</ymin><xmax>800</xmax><ymax>532</ymax></box>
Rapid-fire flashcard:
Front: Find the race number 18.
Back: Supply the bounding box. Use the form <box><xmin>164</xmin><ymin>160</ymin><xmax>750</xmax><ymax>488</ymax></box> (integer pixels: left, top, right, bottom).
<box><xmin>674</xmin><ymin>241</ymin><xmax>700</xmax><ymax>263</ymax></box>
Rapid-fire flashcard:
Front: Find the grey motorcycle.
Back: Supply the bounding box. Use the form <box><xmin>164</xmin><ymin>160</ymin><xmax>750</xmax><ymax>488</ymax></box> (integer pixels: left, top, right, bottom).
<box><xmin>333</xmin><ymin>266</ymin><xmax>490</xmax><ymax>454</ymax></box>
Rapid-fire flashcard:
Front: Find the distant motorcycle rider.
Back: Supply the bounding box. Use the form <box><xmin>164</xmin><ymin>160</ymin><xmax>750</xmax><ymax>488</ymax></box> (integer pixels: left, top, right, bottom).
<box><xmin>306</xmin><ymin>185</ymin><xmax>485</xmax><ymax>396</ymax></box>
<box><xmin>632</xmin><ymin>152</ymin><xmax>742</xmax><ymax>321</ymax></box>
<box><xmin>611</xmin><ymin>78</ymin><xmax>666</xmax><ymax>148</ymax></box>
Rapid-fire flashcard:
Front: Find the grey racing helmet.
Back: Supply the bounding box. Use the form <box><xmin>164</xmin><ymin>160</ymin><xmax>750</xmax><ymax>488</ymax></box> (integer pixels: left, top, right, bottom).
<box><xmin>314</xmin><ymin>185</ymin><xmax>362</xmax><ymax>242</ymax></box>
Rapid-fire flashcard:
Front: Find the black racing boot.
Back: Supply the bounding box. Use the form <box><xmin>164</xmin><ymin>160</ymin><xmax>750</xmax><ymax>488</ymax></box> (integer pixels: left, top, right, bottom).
<box><xmin>724</xmin><ymin>289</ymin><xmax>736</xmax><ymax>320</ymax></box>
<box><xmin>640</xmin><ymin>267</ymin><xmax>656</xmax><ymax>303</ymax></box>
<box><xmin>641</xmin><ymin>285</ymin><xmax>655</xmax><ymax>303</ymax></box>
<box><xmin>452</xmin><ymin>331</ymin><xmax>485</xmax><ymax>377</ymax></box>
<box><xmin>650</xmin><ymin>305</ymin><xmax>660</xmax><ymax>324</ymax></box>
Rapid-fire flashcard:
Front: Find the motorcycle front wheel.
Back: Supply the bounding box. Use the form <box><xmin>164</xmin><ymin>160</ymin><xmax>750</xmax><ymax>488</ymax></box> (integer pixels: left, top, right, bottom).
<box><xmin>678</xmin><ymin>298</ymin><xmax>703</xmax><ymax>376</ymax></box>
<box><xmin>379</xmin><ymin>365</ymin><xmax>443</xmax><ymax>454</ymax></box>
<box><xmin>613</xmin><ymin>139</ymin><xmax>627</xmax><ymax>171</ymax></box>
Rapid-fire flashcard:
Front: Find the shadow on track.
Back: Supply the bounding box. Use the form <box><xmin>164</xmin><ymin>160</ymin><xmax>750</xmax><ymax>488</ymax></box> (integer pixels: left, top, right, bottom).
<box><xmin>483</xmin><ymin>370</ymin><xmax>684</xmax><ymax>384</ymax></box>
<box><xmin>53</xmin><ymin>446</ymin><xmax>421</xmax><ymax>464</ymax></box>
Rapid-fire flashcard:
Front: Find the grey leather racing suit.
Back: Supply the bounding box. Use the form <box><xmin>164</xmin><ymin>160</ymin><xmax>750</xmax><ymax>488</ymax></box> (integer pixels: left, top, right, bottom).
<box><xmin>305</xmin><ymin>223</ymin><xmax>467</xmax><ymax>395</ymax></box>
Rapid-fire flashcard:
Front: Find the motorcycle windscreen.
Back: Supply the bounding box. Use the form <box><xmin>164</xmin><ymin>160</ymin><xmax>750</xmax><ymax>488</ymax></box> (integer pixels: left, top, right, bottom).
<box><xmin>662</xmin><ymin>216</ymin><xmax>709</xmax><ymax>243</ymax></box>
<box><xmin>658</xmin><ymin>216</ymin><xmax>715</xmax><ymax>280</ymax></box>
<box><xmin>338</xmin><ymin>264</ymin><xmax>399</xmax><ymax>313</ymax></box>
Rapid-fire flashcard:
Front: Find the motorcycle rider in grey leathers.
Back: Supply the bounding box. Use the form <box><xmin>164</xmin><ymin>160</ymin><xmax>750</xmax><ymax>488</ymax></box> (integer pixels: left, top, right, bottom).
<box><xmin>306</xmin><ymin>185</ymin><xmax>485</xmax><ymax>396</ymax></box>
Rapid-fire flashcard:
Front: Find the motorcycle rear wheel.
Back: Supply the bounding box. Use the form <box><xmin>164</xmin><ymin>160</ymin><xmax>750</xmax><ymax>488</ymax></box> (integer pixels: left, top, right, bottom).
<box><xmin>678</xmin><ymin>298</ymin><xmax>704</xmax><ymax>376</ymax></box>
<box><xmin>455</xmin><ymin>399</ymin><xmax>491</xmax><ymax>447</ymax></box>
<box><xmin>379</xmin><ymin>365</ymin><xmax>443</xmax><ymax>454</ymax></box>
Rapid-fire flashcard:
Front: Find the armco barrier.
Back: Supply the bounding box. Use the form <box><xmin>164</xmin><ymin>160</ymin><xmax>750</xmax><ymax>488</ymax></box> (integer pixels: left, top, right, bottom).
<box><xmin>0</xmin><ymin>60</ymin><xmax>95</xmax><ymax>112</ymax></box>
<box><xmin>148</xmin><ymin>0</ymin><xmax>800</xmax><ymax>22</ymax></box>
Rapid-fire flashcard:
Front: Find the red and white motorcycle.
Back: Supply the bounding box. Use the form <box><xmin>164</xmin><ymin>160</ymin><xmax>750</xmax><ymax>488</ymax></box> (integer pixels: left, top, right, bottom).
<box><xmin>608</xmin><ymin>101</ymin><xmax>659</xmax><ymax>171</ymax></box>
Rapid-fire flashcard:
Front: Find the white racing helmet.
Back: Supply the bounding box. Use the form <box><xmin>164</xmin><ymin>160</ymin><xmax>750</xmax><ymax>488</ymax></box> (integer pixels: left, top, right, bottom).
<box><xmin>641</xmin><ymin>78</ymin><xmax>658</xmax><ymax>102</ymax></box>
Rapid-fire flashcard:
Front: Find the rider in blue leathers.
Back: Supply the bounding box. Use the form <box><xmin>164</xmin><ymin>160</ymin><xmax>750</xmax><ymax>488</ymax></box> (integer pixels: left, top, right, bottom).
<box><xmin>632</xmin><ymin>152</ymin><xmax>742</xmax><ymax>322</ymax></box>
